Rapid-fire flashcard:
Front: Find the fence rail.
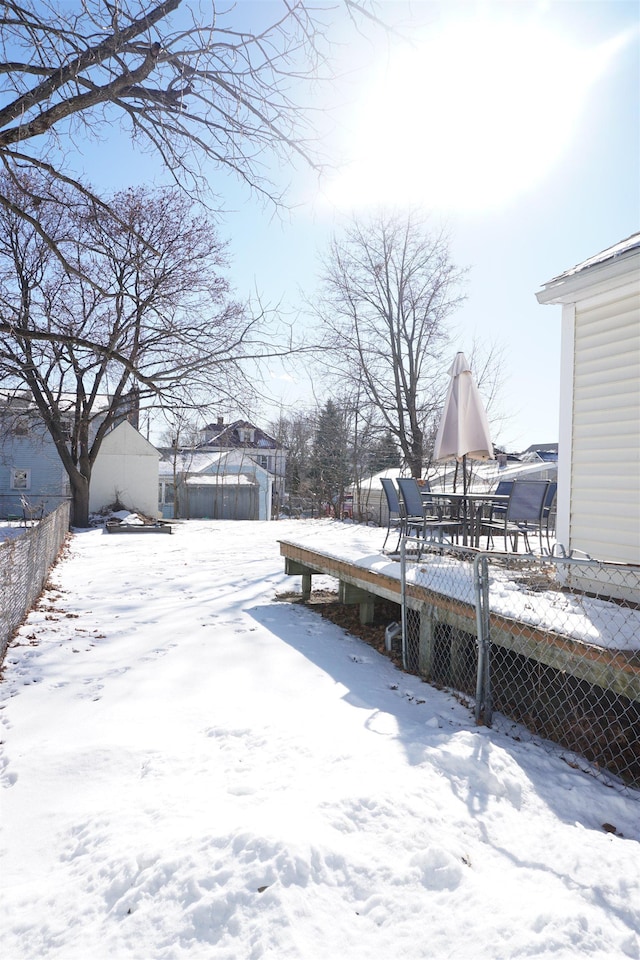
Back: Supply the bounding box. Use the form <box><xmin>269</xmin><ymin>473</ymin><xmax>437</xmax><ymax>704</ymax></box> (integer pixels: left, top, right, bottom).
<box><xmin>0</xmin><ymin>501</ymin><xmax>71</xmax><ymax>663</ymax></box>
<box><xmin>400</xmin><ymin>537</ymin><xmax>640</xmax><ymax>791</ymax></box>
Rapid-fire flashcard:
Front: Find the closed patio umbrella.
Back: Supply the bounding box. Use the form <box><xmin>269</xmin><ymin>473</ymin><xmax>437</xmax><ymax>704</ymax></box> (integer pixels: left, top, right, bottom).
<box><xmin>433</xmin><ymin>351</ymin><xmax>494</xmax><ymax>497</ymax></box>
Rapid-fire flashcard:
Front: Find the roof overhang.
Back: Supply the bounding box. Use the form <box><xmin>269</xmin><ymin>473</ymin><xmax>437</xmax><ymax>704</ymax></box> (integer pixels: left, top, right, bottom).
<box><xmin>536</xmin><ymin>238</ymin><xmax>640</xmax><ymax>305</ymax></box>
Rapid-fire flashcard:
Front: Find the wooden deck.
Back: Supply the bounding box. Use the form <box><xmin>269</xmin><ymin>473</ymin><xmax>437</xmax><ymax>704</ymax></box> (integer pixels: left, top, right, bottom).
<box><xmin>279</xmin><ymin>539</ymin><xmax>640</xmax><ymax>704</ymax></box>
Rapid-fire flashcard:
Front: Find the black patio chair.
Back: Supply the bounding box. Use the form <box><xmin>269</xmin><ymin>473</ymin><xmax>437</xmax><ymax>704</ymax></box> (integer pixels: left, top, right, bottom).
<box><xmin>488</xmin><ymin>479</ymin><xmax>514</xmax><ymax>518</ymax></box>
<box><xmin>396</xmin><ymin>477</ymin><xmax>461</xmax><ymax>547</ymax></box>
<box><xmin>481</xmin><ymin>479</ymin><xmax>550</xmax><ymax>553</ymax></box>
<box><xmin>380</xmin><ymin>478</ymin><xmax>406</xmax><ymax>553</ymax></box>
<box><xmin>542</xmin><ymin>481</ymin><xmax>557</xmax><ymax>552</ymax></box>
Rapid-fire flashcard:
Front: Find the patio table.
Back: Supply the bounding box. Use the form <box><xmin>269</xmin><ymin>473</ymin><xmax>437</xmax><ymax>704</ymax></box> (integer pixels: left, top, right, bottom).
<box><xmin>425</xmin><ymin>491</ymin><xmax>510</xmax><ymax>547</ymax></box>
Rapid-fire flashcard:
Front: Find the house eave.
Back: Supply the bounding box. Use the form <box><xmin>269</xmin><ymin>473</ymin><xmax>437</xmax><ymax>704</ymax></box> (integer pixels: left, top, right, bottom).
<box><xmin>536</xmin><ymin>246</ymin><xmax>640</xmax><ymax>306</ymax></box>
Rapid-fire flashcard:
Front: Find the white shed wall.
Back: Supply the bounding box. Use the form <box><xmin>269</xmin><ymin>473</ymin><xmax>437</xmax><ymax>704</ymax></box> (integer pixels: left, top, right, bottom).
<box><xmin>91</xmin><ymin>422</ymin><xmax>160</xmax><ymax>518</ymax></box>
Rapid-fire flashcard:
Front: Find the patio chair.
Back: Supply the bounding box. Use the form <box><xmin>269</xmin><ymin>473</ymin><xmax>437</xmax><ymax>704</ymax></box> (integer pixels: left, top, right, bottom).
<box><xmin>488</xmin><ymin>479</ymin><xmax>514</xmax><ymax>517</ymax></box>
<box><xmin>480</xmin><ymin>480</ymin><xmax>550</xmax><ymax>553</ymax></box>
<box><xmin>380</xmin><ymin>478</ymin><xmax>406</xmax><ymax>553</ymax></box>
<box><xmin>396</xmin><ymin>477</ymin><xmax>461</xmax><ymax>547</ymax></box>
<box><xmin>416</xmin><ymin>478</ymin><xmax>447</xmax><ymax>521</ymax></box>
<box><xmin>475</xmin><ymin>479</ymin><xmax>513</xmax><ymax>535</ymax></box>
<box><xmin>542</xmin><ymin>481</ymin><xmax>557</xmax><ymax>552</ymax></box>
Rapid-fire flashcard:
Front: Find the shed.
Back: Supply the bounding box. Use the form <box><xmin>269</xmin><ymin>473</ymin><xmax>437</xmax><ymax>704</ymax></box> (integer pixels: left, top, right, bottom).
<box><xmin>90</xmin><ymin>421</ymin><xmax>161</xmax><ymax>518</ymax></box>
<box><xmin>536</xmin><ymin>232</ymin><xmax>640</xmax><ymax>567</ymax></box>
<box><xmin>158</xmin><ymin>449</ymin><xmax>272</xmax><ymax>520</ymax></box>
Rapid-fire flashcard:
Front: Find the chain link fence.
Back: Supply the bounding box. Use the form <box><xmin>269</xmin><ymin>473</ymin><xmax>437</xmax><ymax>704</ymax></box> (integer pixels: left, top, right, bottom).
<box><xmin>400</xmin><ymin>537</ymin><xmax>640</xmax><ymax>791</ymax></box>
<box><xmin>0</xmin><ymin>501</ymin><xmax>71</xmax><ymax>663</ymax></box>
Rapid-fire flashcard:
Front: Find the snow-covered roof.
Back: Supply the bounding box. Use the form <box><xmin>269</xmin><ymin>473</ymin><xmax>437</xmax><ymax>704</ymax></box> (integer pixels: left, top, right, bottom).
<box><xmin>185</xmin><ymin>474</ymin><xmax>257</xmax><ymax>487</ymax></box>
<box><xmin>198</xmin><ymin>418</ymin><xmax>282</xmax><ymax>450</ymax></box>
<box><xmin>158</xmin><ymin>452</ymin><xmax>226</xmax><ymax>476</ymax></box>
<box><xmin>537</xmin><ymin>232</ymin><xmax>640</xmax><ymax>303</ymax></box>
<box><xmin>159</xmin><ymin>449</ymin><xmax>269</xmax><ymax>478</ymax></box>
<box><xmin>547</xmin><ymin>232</ymin><xmax>640</xmax><ymax>282</ymax></box>
<box><xmin>351</xmin><ymin>459</ymin><xmax>557</xmax><ymax>494</ymax></box>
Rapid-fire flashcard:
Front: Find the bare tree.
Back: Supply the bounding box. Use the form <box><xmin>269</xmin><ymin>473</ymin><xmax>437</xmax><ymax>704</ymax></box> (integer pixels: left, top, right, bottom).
<box><xmin>314</xmin><ymin>210</ymin><xmax>468</xmax><ymax>478</ymax></box>
<box><xmin>0</xmin><ymin>175</ymin><xmax>270</xmax><ymax>526</ymax></box>
<box><xmin>0</xmin><ymin>0</ymin><xmax>382</xmax><ymax>261</ymax></box>
<box><xmin>270</xmin><ymin>408</ymin><xmax>314</xmax><ymax>498</ymax></box>
<box><xmin>156</xmin><ymin>409</ymin><xmax>203</xmax><ymax>519</ymax></box>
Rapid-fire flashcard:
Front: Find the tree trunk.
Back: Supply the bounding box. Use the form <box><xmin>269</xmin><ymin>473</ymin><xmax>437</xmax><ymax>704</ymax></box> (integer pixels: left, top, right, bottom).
<box><xmin>69</xmin><ymin>471</ymin><xmax>91</xmax><ymax>528</ymax></box>
<box><xmin>408</xmin><ymin>440</ymin><xmax>423</xmax><ymax>479</ymax></box>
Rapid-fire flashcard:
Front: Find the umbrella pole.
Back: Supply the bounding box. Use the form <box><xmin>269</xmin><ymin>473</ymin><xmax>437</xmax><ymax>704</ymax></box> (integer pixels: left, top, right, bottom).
<box><xmin>462</xmin><ymin>454</ymin><xmax>468</xmax><ymax>546</ymax></box>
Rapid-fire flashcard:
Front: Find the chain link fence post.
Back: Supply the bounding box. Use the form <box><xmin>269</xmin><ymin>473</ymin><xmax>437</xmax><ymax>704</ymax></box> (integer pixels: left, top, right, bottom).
<box><xmin>474</xmin><ymin>553</ymin><xmax>492</xmax><ymax>726</ymax></box>
<box><xmin>400</xmin><ymin>535</ymin><xmax>408</xmax><ymax>671</ymax></box>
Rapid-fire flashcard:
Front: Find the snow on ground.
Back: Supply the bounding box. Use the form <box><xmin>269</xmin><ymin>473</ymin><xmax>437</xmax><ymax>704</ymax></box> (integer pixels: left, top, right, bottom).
<box><xmin>0</xmin><ymin>520</ymin><xmax>33</xmax><ymax>542</ymax></box>
<box><xmin>0</xmin><ymin>519</ymin><xmax>639</xmax><ymax>960</ymax></box>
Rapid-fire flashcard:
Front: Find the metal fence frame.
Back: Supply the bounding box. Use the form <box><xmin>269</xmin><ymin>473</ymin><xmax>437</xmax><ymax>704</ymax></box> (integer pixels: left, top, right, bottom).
<box><xmin>0</xmin><ymin>501</ymin><xmax>71</xmax><ymax>663</ymax></box>
<box><xmin>400</xmin><ymin>536</ymin><xmax>640</xmax><ymax>791</ymax></box>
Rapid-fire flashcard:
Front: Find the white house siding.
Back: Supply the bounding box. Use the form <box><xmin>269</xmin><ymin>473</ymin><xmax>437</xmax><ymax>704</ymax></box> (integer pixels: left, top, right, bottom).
<box><xmin>90</xmin><ymin>421</ymin><xmax>160</xmax><ymax>518</ymax></box>
<box><xmin>570</xmin><ymin>285</ymin><xmax>640</xmax><ymax>564</ymax></box>
<box><xmin>537</xmin><ymin>235</ymin><xmax>640</xmax><ymax>578</ymax></box>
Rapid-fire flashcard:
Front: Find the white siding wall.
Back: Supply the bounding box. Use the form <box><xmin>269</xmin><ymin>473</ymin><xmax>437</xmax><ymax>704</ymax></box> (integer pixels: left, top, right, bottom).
<box><xmin>570</xmin><ymin>283</ymin><xmax>640</xmax><ymax>563</ymax></box>
<box><xmin>90</xmin><ymin>422</ymin><xmax>160</xmax><ymax>518</ymax></box>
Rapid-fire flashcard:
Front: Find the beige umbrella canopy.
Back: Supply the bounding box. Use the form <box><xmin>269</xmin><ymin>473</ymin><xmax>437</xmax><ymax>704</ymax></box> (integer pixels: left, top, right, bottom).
<box><xmin>433</xmin><ymin>352</ymin><xmax>494</xmax><ymax>493</ymax></box>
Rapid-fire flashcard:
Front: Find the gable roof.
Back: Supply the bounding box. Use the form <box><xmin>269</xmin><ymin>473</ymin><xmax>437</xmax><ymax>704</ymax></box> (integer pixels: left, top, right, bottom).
<box><xmin>158</xmin><ymin>448</ymin><xmax>270</xmax><ymax>478</ymax></box>
<box><xmin>198</xmin><ymin>419</ymin><xmax>282</xmax><ymax>450</ymax></box>
<box><xmin>100</xmin><ymin>420</ymin><xmax>160</xmax><ymax>458</ymax></box>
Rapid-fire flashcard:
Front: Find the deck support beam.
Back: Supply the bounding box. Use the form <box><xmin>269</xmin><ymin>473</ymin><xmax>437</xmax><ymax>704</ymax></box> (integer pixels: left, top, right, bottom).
<box><xmin>339</xmin><ymin>581</ymin><xmax>376</xmax><ymax>624</ymax></box>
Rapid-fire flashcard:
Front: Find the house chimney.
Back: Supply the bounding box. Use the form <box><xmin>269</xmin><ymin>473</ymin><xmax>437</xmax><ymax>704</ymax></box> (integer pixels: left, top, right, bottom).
<box><xmin>217</xmin><ymin>416</ymin><xmax>224</xmax><ymax>426</ymax></box>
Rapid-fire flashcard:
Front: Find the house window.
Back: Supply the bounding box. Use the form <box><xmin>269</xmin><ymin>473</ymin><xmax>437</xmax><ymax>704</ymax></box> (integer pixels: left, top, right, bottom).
<box><xmin>159</xmin><ymin>481</ymin><xmax>174</xmax><ymax>505</ymax></box>
<box><xmin>61</xmin><ymin>418</ymin><xmax>74</xmax><ymax>442</ymax></box>
<box><xmin>11</xmin><ymin>468</ymin><xmax>30</xmax><ymax>490</ymax></box>
<box><xmin>238</xmin><ymin>427</ymin><xmax>255</xmax><ymax>443</ymax></box>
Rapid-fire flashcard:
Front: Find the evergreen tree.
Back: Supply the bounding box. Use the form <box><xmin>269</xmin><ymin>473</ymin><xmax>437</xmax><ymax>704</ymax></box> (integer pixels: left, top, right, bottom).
<box><xmin>311</xmin><ymin>400</ymin><xmax>350</xmax><ymax>517</ymax></box>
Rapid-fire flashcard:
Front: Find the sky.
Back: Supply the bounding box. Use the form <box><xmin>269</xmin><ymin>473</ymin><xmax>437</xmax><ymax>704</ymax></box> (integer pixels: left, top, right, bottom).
<box><xmin>1</xmin><ymin>517</ymin><xmax>639</xmax><ymax>959</ymax></box>
<box><xmin>72</xmin><ymin>0</ymin><xmax>639</xmax><ymax>452</ymax></box>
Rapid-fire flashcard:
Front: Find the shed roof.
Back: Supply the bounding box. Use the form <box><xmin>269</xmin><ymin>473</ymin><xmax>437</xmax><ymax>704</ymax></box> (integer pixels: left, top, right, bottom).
<box><xmin>158</xmin><ymin>449</ymin><xmax>269</xmax><ymax>478</ymax></box>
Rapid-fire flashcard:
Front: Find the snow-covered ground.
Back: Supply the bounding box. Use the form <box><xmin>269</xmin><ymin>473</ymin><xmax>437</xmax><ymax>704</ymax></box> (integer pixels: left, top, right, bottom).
<box><xmin>1</xmin><ymin>519</ymin><xmax>638</xmax><ymax>960</ymax></box>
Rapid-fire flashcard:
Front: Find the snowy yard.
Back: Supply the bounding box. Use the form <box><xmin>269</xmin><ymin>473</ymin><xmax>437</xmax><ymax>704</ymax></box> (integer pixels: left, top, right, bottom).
<box><xmin>0</xmin><ymin>519</ymin><xmax>639</xmax><ymax>960</ymax></box>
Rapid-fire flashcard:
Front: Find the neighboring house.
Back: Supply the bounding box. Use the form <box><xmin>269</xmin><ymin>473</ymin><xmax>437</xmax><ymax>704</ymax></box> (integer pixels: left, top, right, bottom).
<box><xmin>197</xmin><ymin>417</ymin><xmax>287</xmax><ymax>505</ymax></box>
<box><xmin>0</xmin><ymin>394</ymin><xmax>160</xmax><ymax>521</ymax></box>
<box><xmin>428</xmin><ymin>451</ymin><xmax>558</xmax><ymax>494</ymax></box>
<box><xmin>0</xmin><ymin>397</ymin><xmax>70</xmax><ymax>518</ymax></box>
<box><xmin>521</xmin><ymin>443</ymin><xmax>559</xmax><ymax>462</ymax></box>
<box><xmin>158</xmin><ymin>449</ymin><xmax>272</xmax><ymax>521</ymax></box>
<box><xmin>536</xmin><ymin>232</ymin><xmax>640</xmax><ymax>573</ymax></box>
<box><xmin>351</xmin><ymin>468</ymin><xmax>404</xmax><ymax>528</ymax></box>
<box><xmin>90</xmin><ymin>420</ymin><xmax>160</xmax><ymax>518</ymax></box>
